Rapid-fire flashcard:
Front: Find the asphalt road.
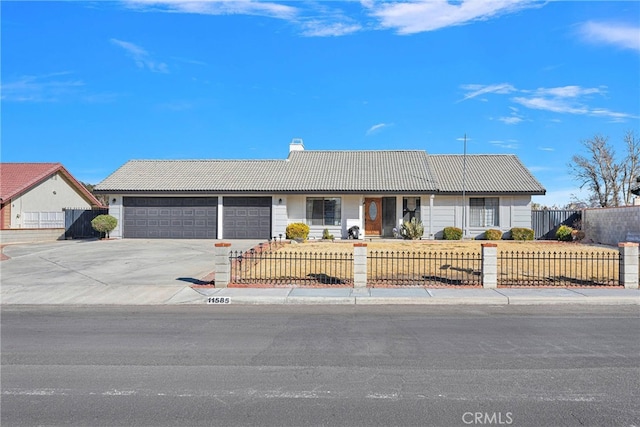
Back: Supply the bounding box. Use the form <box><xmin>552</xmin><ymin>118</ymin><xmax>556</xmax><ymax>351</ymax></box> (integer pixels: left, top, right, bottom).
<box><xmin>2</xmin><ymin>305</ymin><xmax>639</xmax><ymax>427</ymax></box>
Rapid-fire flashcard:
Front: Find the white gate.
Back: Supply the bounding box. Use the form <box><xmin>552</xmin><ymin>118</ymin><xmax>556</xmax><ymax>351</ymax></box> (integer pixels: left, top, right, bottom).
<box><xmin>23</xmin><ymin>212</ymin><xmax>65</xmax><ymax>228</ymax></box>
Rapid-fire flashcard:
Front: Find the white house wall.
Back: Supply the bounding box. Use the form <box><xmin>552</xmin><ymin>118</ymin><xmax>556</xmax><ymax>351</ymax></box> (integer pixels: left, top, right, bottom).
<box><xmin>108</xmin><ymin>196</ymin><xmax>124</xmax><ymax>238</ymax></box>
<box><xmin>284</xmin><ymin>194</ymin><xmax>362</xmax><ymax>240</ymax></box>
<box><xmin>106</xmin><ymin>193</ymin><xmax>533</xmax><ymax>240</ymax></box>
<box><xmin>431</xmin><ymin>197</ymin><xmax>458</xmax><ymax>239</ymax></box>
<box><xmin>285</xmin><ymin>195</ymin><xmax>306</xmax><ymax>224</ymax></box>
<box><xmin>341</xmin><ymin>195</ymin><xmax>362</xmax><ymax>239</ymax></box>
<box><xmin>272</xmin><ymin>195</ymin><xmax>288</xmax><ymax>240</ymax></box>
<box><xmin>430</xmin><ymin>195</ymin><xmax>532</xmax><ymax>239</ymax></box>
<box><xmin>10</xmin><ymin>172</ymin><xmax>92</xmax><ymax>228</ymax></box>
<box><xmin>508</xmin><ymin>196</ymin><xmax>533</xmax><ymax>229</ymax></box>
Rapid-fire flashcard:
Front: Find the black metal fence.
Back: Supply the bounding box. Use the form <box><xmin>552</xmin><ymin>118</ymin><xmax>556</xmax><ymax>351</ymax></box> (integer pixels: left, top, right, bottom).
<box><xmin>367</xmin><ymin>251</ymin><xmax>482</xmax><ymax>286</ymax></box>
<box><xmin>64</xmin><ymin>207</ymin><xmax>109</xmax><ymax>239</ymax></box>
<box><xmin>531</xmin><ymin>209</ymin><xmax>581</xmax><ymax>240</ymax></box>
<box><xmin>230</xmin><ymin>250</ymin><xmax>353</xmax><ymax>286</ymax></box>
<box><xmin>497</xmin><ymin>250</ymin><xmax>620</xmax><ymax>287</ymax></box>
<box><xmin>226</xmin><ymin>246</ymin><xmax>623</xmax><ymax>288</ymax></box>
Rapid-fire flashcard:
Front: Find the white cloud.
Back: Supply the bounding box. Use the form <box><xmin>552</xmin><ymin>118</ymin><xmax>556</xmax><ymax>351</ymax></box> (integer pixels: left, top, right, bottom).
<box><xmin>365</xmin><ymin>0</ymin><xmax>540</xmax><ymax>35</ymax></box>
<box><xmin>590</xmin><ymin>108</ymin><xmax>637</xmax><ymax>122</ymax></box>
<box><xmin>121</xmin><ymin>0</ymin><xmax>545</xmax><ymax>37</ymax></box>
<box><xmin>459</xmin><ymin>83</ymin><xmax>516</xmax><ymax>101</ymax></box>
<box><xmin>530</xmin><ymin>85</ymin><xmax>606</xmax><ymax>98</ymax></box>
<box><xmin>0</xmin><ymin>72</ymin><xmax>84</xmax><ymax>102</ymax></box>
<box><xmin>123</xmin><ymin>0</ymin><xmax>298</xmax><ymax>20</ymax></box>
<box><xmin>300</xmin><ymin>20</ymin><xmax>362</xmax><ymax>37</ymax></box>
<box><xmin>512</xmin><ymin>96</ymin><xmax>588</xmax><ymax>115</ymax></box>
<box><xmin>490</xmin><ymin>140</ymin><xmax>519</xmax><ymax>149</ymax></box>
<box><xmin>366</xmin><ymin>122</ymin><xmax>391</xmax><ymax>135</ymax></box>
<box><xmin>462</xmin><ymin>82</ymin><xmax>637</xmax><ymax>122</ymax></box>
<box><xmin>579</xmin><ymin>21</ymin><xmax>640</xmax><ymax>52</ymax></box>
<box><xmin>111</xmin><ymin>38</ymin><xmax>168</xmax><ymax>73</ymax></box>
<box><xmin>497</xmin><ymin>116</ymin><xmax>523</xmax><ymax>125</ymax></box>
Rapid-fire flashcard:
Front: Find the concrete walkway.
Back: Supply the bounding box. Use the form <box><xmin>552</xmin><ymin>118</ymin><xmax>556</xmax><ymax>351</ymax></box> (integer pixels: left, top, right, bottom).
<box><xmin>1</xmin><ymin>239</ymin><xmax>639</xmax><ymax>306</ymax></box>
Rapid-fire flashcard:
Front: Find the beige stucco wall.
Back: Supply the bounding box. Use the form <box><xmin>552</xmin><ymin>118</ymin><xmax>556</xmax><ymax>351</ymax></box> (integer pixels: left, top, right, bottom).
<box><xmin>9</xmin><ymin>172</ymin><xmax>92</xmax><ymax>228</ymax></box>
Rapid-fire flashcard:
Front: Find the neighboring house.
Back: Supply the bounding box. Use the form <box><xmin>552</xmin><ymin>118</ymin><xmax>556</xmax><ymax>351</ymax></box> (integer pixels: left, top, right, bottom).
<box><xmin>0</xmin><ymin>163</ymin><xmax>103</xmax><ymax>229</ymax></box>
<box><xmin>632</xmin><ymin>176</ymin><xmax>640</xmax><ymax>196</ymax></box>
<box><xmin>94</xmin><ymin>140</ymin><xmax>545</xmax><ymax>240</ymax></box>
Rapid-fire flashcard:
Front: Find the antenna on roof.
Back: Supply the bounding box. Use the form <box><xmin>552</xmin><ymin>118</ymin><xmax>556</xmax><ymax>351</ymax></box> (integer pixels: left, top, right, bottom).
<box><xmin>462</xmin><ymin>134</ymin><xmax>467</xmax><ymax>238</ymax></box>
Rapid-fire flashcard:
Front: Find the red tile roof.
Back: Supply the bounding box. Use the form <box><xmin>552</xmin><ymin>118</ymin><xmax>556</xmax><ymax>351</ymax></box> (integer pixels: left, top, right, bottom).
<box><xmin>0</xmin><ymin>162</ymin><xmax>103</xmax><ymax>207</ymax></box>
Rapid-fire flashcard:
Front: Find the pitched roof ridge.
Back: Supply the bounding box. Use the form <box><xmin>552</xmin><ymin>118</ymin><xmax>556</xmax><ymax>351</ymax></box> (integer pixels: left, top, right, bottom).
<box><xmin>431</xmin><ymin>153</ymin><xmax>516</xmax><ymax>156</ymax></box>
<box><xmin>1</xmin><ymin>162</ymin><xmax>62</xmax><ymax>166</ymax></box>
<box><xmin>297</xmin><ymin>149</ymin><xmax>427</xmax><ymax>153</ymax></box>
<box><xmin>128</xmin><ymin>158</ymin><xmax>285</xmax><ymax>162</ymax></box>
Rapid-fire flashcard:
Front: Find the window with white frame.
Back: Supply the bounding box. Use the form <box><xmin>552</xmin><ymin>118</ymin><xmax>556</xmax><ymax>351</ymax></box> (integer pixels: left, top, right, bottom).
<box><xmin>306</xmin><ymin>197</ymin><xmax>341</xmax><ymax>226</ymax></box>
<box><xmin>469</xmin><ymin>197</ymin><xmax>499</xmax><ymax>227</ymax></box>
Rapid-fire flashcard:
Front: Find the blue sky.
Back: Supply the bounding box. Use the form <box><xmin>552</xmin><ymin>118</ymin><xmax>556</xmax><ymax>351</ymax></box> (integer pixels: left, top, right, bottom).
<box><xmin>2</xmin><ymin>1</ymin><xmax>639</xmax><ymax>207</ymax></box>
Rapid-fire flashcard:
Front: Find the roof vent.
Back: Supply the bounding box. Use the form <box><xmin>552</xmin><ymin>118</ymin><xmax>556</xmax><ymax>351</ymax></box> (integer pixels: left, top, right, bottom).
<box><xmin>289</xmin><ymin>138</ymin><xmax>304</xmax><ymax>153</ymax></box>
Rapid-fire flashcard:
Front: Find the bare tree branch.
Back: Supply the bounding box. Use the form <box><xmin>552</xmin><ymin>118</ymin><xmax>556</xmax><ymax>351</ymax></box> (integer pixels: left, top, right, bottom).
<box><xmin>568</xmin><ymin>132</ymin><xmax>637</xmax><ymax>207</ymax></box>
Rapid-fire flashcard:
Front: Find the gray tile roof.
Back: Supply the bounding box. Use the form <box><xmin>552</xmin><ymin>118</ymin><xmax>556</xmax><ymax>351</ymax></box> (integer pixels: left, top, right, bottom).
<box><xmin>429</xmin><ymin>154</ymin><xmax>545</xmax><ymax>194</ymax></box>
<box><xmin>95</xmin><ymin>150</ymin><xmax>545</xmax><ymax>195</ymax></box>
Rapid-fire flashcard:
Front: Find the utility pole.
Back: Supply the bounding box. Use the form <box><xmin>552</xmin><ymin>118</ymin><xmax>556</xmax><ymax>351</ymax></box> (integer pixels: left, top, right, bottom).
<box><xmin>462</xmin><ymin>134</ymin><xmax>467</xmax><ymax>238</ymax></box>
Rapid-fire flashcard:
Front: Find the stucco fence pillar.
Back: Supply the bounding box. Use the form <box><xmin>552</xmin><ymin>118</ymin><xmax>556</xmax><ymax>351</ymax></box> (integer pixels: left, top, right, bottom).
<box><xmin>214</xmin><ymin>242</ymin><xmax>232</xmax><ymax>288</ymax></box>
<box><xmin>481</xmin><ymin>243</ymin><xmax>498</xmax><ymax>289</ymax></box>
<box><xmin>353</xmin><ymin>243</ymin><xmax>368</xmax><ymax>288</ymax></box>
<box><xmin>619</xmin><ymin>242</ymin><xmax>639</xmax><ymax>289</ymax></box>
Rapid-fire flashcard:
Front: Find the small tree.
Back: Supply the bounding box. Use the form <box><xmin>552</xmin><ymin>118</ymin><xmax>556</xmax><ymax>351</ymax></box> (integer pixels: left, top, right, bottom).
<box><xmin>91</xmin><ymin>214</ymin><xmax>117</xmax><ymax>239</ymax></box>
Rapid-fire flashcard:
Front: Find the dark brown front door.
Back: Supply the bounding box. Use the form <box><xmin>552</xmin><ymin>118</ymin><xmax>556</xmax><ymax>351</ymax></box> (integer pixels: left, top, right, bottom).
<box><xmin>364</xmin><ymin>198</ymin><xmax>382</xmax><ymax>236</ymax></box>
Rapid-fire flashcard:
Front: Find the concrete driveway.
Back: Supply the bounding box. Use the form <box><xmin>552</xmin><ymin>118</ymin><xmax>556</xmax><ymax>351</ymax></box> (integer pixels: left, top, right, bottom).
<box><xmin>1</xmin><ymin>239</ymin><xmax>262</xmax><ymax>288</ymax></box>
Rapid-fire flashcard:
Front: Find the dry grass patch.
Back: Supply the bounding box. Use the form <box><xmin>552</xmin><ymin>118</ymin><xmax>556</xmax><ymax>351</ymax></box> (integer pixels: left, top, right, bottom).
<box><xmin>272</xmin><ymin>239</ymin><xmax>618</xmax><ymax>255</ymax></box>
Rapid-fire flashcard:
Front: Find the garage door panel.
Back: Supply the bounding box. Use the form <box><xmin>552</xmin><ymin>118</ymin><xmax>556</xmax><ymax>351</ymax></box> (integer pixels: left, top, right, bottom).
<box><xmin>123</xmin><ymin>197</ymin><xmax>217</xmax><ymax>239</ymax></box>
<box><xmin>223</xmin><ymin>197</ymin><xmax>271</xmax><ymax>239</ymax></box>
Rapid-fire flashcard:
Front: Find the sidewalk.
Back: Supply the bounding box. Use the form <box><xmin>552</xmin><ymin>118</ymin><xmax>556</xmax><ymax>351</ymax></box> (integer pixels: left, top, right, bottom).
<box><xmin>2</xmin><ymin>284</ymin><xmax>638</xmax><ymax>306</ymax></box>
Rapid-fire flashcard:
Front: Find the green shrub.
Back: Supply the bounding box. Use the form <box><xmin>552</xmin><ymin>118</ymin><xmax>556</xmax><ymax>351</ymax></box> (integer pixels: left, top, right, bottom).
<box><xmin>91</xmin><ymin>214</ymin><xmax>117</xmax><ymax>238</ymax></box>
<box><xmin>400</xmin><ymin>218</ymin><xmax>425</xmax><ymax>240</ymax></box>
<box><xmin>510</xmin><ymin>227</ymin><xmax>534</xmax><ymax>241</ymax></box>
<box><xmin>443</xmin><ymin>226</ymin><xmax>463</xmax><ymax>240</ymax></box>
<box><xmin>322</xmin><ymin>228</ymin><xmax>334</xmax><ymax>240</ymax></box>
<box><xmin>286</xmin><ymin>223</ymin><xmax>310</xmax><ymax>240</ymax></box>
<box><xmin>484</xmin><ymin>229</ymin><xmax>503</xmax><ymax>240</ymax></box>
<box><xmin>556</xmin><ymin>225</ymin><xmax>574</xmax><ymax>241</ymax></box>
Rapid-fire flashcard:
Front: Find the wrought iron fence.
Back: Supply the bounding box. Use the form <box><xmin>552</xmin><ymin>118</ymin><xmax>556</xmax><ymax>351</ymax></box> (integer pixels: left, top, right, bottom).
<box><xmin>367</xmin><ymin>251</ymin><xmax>482</xmax><ymax>286</ymax></box>
<box><xmin>230</xmin><ymin>250</ymin><xmax>353</xmax><ymax>286</ymax></box>
<box><xmin>227</xmin><ymin>246</ymin><xmax>624</xmax><ymax>287</ymax></box>
<box><xmin>498</xmin><ymin>250</ymin><xmax>620</xmax><ymax>287</ymax></box>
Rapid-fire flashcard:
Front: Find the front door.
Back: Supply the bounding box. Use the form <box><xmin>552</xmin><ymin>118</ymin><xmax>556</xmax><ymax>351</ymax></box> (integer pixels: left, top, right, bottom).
<box><xmin>364</xmin><ymin>198</ymin><xmax>382</xmax><ymax>236</ymax></box>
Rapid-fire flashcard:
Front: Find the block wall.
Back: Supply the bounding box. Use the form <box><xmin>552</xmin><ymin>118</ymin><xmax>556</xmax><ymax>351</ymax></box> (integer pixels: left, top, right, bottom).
<box><xmin>583</xmin><ymin>206</ymin><xmax>640</xmax><ymax>246</ymax></box>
